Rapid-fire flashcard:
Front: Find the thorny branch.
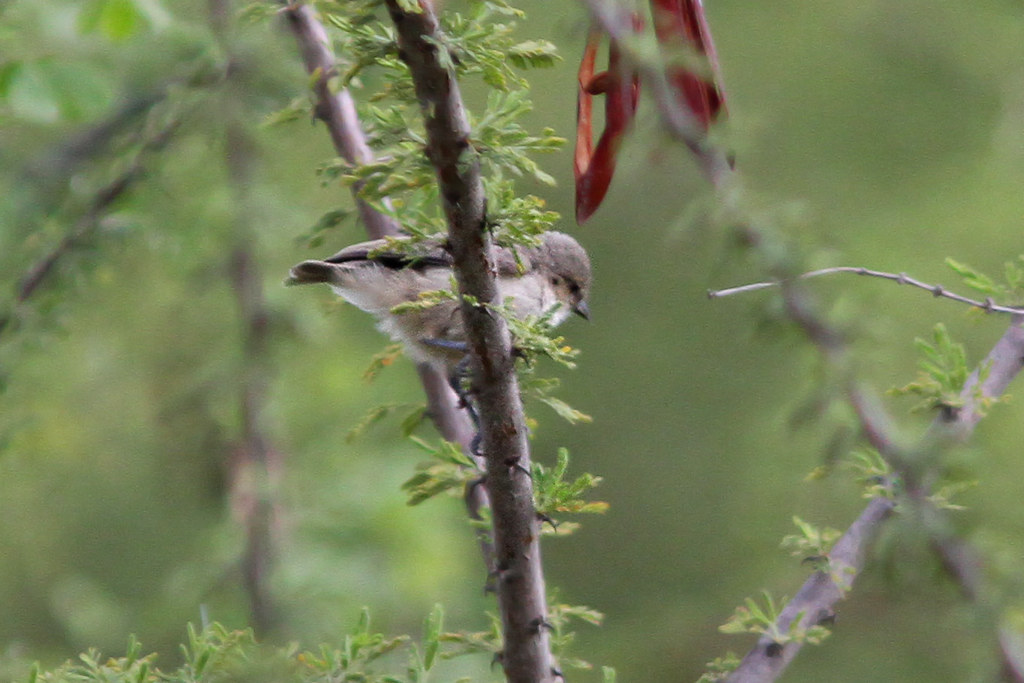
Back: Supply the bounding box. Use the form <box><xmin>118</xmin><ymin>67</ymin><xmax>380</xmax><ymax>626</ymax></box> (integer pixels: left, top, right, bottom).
<box><xmin>582</xmin><ymin>2</ymin><xmax>1024</xmax><ymax>680</ymax></box>
<box><xmin>383</xmin><ymin>1</ymin><xmax>554</xmax><ymax>680</ymax></box>
<box><xmin>725</xmin><ymin>317</ymin><xmax>1024</xmax><ymax>683</ymax></box>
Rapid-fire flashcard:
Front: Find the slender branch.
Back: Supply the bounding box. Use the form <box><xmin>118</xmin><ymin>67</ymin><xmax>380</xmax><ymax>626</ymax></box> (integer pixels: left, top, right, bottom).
<box><xmin>726</xmin><ymin>497</ymin><xmax>895</xmax><ymax>683</ymax></box>
<box><xmin>727</xmin><ymin>315</ymin><xmax>1024</xmax><ymax>681</ymax></box>
<box><xmin>281</xmin><ymin>2</ymin><xmax>401</xmax><ymax>240</ymax></box>
<box><xmin>576</xmin><ymin>4</ymin><xmax>1024</xmax><ymax>679</ymax></box>
<box><xmin>214</xmin><ymin>0</ymin><xmax>283</xmax><ymax>633</ymax></box>
<box><xmin>279</xmin><ymin>8</ymin><xmax>481</xmax><ymax>443</ymax></box>
<box><xmin>383</xmin><ymin>1</ymin><xmax>553</xmax><ymax>680</ymax></box>
<box><xmin>0</xmin><ymin>113</ymin><xmax>181</xmax><ymax>337</ymax></box>
<box><xmin>279</xmin><ymin>0</ymin><xmax>494</xmax><ymax>585</ymax></box>
<box><xmin>708</xmin><ymin>266</ymin><xmax>1024</xmax><ymax>316</ymax></box>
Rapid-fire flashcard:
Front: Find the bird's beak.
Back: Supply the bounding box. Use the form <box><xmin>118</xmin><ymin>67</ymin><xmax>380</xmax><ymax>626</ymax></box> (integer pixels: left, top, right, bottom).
<box><xmin>573</xmin><ymin>300</ymin><xmax>590</xmax><ymax>320</ymax></box>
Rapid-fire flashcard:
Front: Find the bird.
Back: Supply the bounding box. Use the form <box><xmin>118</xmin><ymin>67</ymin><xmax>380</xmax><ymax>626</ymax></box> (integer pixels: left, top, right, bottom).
<box><xmin>286</xmin><ymin>231</ymin><xmax>591</xmax><ymax>369</ymax></box>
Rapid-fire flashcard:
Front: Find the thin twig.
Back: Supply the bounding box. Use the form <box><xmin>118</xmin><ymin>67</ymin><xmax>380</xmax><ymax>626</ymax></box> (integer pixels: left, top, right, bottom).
<box><xmin>708</xmin><ymin>266</ymin><xmax>1024</xmax><ymax>315</ymax></box>
<box><xmin>0</xmin><ymin>114</ymin><xmax>182</xmax><ymax>337</ymax></box>
<box><xmin>383</xmin><ymin>1</ymin><xmax>554</xmax><ymax>680</ymax></box>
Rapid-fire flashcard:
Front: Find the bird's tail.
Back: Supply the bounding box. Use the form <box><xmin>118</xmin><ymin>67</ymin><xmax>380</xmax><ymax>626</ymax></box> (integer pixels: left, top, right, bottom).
<box><xmin>285</xmin><ymin>260</ymin><xmax>336</xmax><ymax>286</ymax></box>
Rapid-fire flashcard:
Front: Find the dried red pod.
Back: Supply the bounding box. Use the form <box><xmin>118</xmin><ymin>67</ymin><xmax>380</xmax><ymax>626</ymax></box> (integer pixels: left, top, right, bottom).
<box><xmin>650</xmin><ymin>0</ymin><xmax>726</xmax><ymax>128</ymax></box>
<box><xmin>574</xmin><ymin>18</ymin><xmax>642</xmax><ymax>224</ymax></box>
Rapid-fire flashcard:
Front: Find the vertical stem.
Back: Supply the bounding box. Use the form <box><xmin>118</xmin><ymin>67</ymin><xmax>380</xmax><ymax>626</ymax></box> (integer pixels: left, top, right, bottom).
<box><xmin>383</xmin><ymin>2</ymin><xmax>553</xmax><ymax>680</ymax></box>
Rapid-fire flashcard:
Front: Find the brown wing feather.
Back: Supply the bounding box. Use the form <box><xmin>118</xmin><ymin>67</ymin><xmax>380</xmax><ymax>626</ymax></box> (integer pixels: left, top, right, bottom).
<box><xmin>323</xmin><ymin>237</ymin><xmax>453</xmax><ymax>270</ymax></box>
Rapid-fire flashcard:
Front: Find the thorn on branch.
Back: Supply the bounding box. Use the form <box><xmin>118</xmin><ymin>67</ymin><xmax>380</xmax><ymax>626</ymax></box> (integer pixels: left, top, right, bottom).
<box><xmin>816</xmin><ymin>609</ymin><xmax>836</xmax><ymax>627</ymax></box>
<box><xmin>537</xmin><ymin>512</ymin><xmax>559</xmax><ymax>532</ymax></box>
<box><xmin>530</xmin><ymin>616</ymin><xmax>554</xmax><ymax>634</ymax></box>
<box><xmin>505</xmin><ymin>455</ymin><xmax>532</xmax><ymax>479</ymax></box>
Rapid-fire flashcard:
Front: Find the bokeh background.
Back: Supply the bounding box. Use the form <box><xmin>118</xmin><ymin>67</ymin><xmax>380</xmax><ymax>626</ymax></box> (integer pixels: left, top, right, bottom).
<box><xmin>1</xmin><ymin>0</ymin><xmax>1023</xmax><ymax>681</ymax></box>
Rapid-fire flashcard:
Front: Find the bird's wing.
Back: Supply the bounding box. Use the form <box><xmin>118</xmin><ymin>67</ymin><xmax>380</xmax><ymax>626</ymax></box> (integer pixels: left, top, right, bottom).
<box><xmin>322</xmin><ymin>236</ymin><xmax>532</xmax><ymax>276</ymax></box>
<box><xmin>323</xmin><ymin>237</ymin><xmax>453</xmax><ymax>270</ymax></box>
<box><xmin>493</xmin><ymin>242</ymin><xmax>533</xmax><ymax>278</ymax></box>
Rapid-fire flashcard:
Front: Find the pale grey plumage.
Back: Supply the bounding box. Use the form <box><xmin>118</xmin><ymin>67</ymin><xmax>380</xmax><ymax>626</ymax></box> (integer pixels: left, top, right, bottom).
<box><xmin>287</xmin><ymin>232</ymin><xmax>591</xmax><ymax>368</ymax></box>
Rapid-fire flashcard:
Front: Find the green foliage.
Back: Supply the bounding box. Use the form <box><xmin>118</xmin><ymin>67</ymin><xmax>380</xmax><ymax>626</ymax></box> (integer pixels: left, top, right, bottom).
<box><xmin>77</xmin><ymin>0</ymin><xmax>151</xmax><ymax>42</ymax></box>
<box><xmin>927</xmin><ymin>478</ymin><xmax>978</xmax><ymax>512</ymax></box>
<box><xmin>718</xmin><ymin>591</ymin><xmax>831</xmax><ymax>649</ymax></box>
<box><xmin>845</xmin><ymin>448</ymin><xmax>896</xmax><ymax>500</ymax></box>
<box><xmin>523</xmin><ymin>376</ymin><xmax>593</xmax><ymax>425</ymax></box>
<box><xmin>284</xmin><ymin>0</ymin><xmax>564</xmax><ymax>243</ymax></box>
<box><xmin>545</xmin><ymin>600</ymin><xmax>606</xmax><ymax>672</ymax></box>
<box><xmin>293</xmin><ymin>207</ymin><xmax>354</xmax><ymax>250</ymax></box>
<box><xmin>441</xmin><ymin>1</ymin><xmax>559</xmax><ymax>90</ymax></box>
<box><xmin>389</xmin><ymin>287</ymin><xmax>460</xmax><ymax>316</ymax></box>
<box><xmin>532</xmin><ymin>448</ymin><xmax>608</xmax><ymax>535</ymax></box>
<box><xmin>947</xmin><ymin>256</ymin><xmax>1024</xmax><ymax>306</ymax></box>
<box><xmin>434</xmin><ymin>611</ymin><xmax>502</xmax><ymax>662</ymax></box>
<box><xmin>486</xmin><ymin>183</ymin><xmax>561</xmax><ymax>245</ymax></box>
<box><xmin>26</xmin><ymin>609</ymin><xmax>541</xmax><ymax>683</ymax></box>
<box><xmin>779</xmin><ymin>516</ymin><xmax>841</xmax><ymax>574</ymax></box>
<box><xmin>500</xmin><ymin>305</ymin><xmax>580</xmax><ymax>369</ymax></box>
<box><xmin>401</xmin><ymin>436</ymin><xmax>479</xmax><ymax>506</ymax></box>
<box><xmin>472</xmin><ymin>90</ymin><xmax>564</xmax><ymax>186</ymax></box>
<box><xmin>346</xmin><ymin>402</ymin><xmax>426</xmax><ymax>442</ymax></box>
<box><xmin>888</xmin><ymin>323</ymin><xmax>977</xmax><ymax>414</ymax></box>
<box><xmin>362</xmin><ymin>343</ymin><xmax>409</xmax><ymax>382</ymax></box>
<box><xmin>696</xmin><ymin>652</ymin><xmax>741</xmax><ymax>683</ymax></box>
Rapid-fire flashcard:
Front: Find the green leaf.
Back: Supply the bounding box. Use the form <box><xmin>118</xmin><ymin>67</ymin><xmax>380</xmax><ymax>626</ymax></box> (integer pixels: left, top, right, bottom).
<box><xmin>422</xmin><ymin>604</ymin><xmax>443</xmax><ymax>670</ymax></box>
<box><xmin>537</xmin><ymin>395</ymin><xmax>593</xmax><ymax>424</ymax></box>
<box><xmin>78</xmin><ymin>0</ymin><xmax>147</xmax><ymax>41</ymax></box>
<box><xmin>506</xmin><ymin>40</ymin><xmax>560</xmax><ymax>69</ymax></box>
<box><xmin>946</xmin><ymin>257</ymin><xmax>1001</xmax><ymax>297</ymax></box>
<box><xmin>394</xmin><ymin>0</ymin><xmax>423</xmax><ymax>12</ymax></box>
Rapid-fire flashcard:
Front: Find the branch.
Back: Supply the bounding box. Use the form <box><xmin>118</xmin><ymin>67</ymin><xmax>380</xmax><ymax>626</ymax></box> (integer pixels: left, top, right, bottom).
<box><xmin>214</xmin><ymin>0</ymin><xmax>284</xmax><ymax>633</ymax></box>
<box><xmin>726</xmin><ymin>316</ymin><xmax>1024</xmax><ymax>682</ymax></box>
<box><xmin>383</xmin><ymin>1</ymin><xmax>553</xmax><ymax>680</ymax></box>
<box><xmin>282</xmin><ymin>3</ymin><xmax>401</xmax><ymax>241</ymax></box>
<box><xmin>574</xmin><ymin>5</ymin><xmax>1024</xmax><ymax>678</ymax></box>
<box><xmin>0</xmin><ymin>113</ymin><xmax>181</xmax><ymax>337</ymax></box>
<box><xmin>279</xmin><ymin>6</ymin><xmax>480</xmax><ymax>445</ymax></box>
<box><xmin>726</xmin><ymin>497</ymin><xmax>895</xmax><ymax>683</ymax></box>
<box><xmin>708</xmin><ymin>266</ymin><xmax>1024</xmax><ymax>316</ymax></box>
<box><xmin>279</xmin><ymin>0</ymin><xmax>494</xmax><ymax>589</ymax></box>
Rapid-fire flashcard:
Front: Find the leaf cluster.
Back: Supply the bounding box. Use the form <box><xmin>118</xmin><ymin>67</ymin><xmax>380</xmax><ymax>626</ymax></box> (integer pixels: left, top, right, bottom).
<box><xmin>779</xmin><ymin>516</ymin><xmax>842</xmax><ymax>574</ymax></box>
<box><xmin>532</xmin><ymin>448</ymin><xmax>608</xmax><ymax>536</ymax></box>
<box><xmin>274</xmin><ymin>0</ymin><xmax>565</xmax><ymax>251</ymax></box>
<box><xmin>401</xmin><ymin>436</ymin><xmax>479</xmax><ymax>506</ymax></box>
<box><xmin>947</xmin><ymin>256</ymin><xmax>1024</xmax><ymax>307</ymax></box>
<box><xmin>888</xmin><ymin>323</ymin><xmax>978</xmax><ymax>414</ymax></box>
<box><xmin>718</xmin><ymin>591</ymin><xmax>831</xmax><ymax>649</ymax></box>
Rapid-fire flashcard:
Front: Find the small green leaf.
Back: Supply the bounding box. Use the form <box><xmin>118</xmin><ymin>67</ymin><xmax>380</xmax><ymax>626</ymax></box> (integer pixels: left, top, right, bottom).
<box><xmin>422</xmin><ymin>604</ymin><xmax>443</xmax><ymax>670</ymax></box>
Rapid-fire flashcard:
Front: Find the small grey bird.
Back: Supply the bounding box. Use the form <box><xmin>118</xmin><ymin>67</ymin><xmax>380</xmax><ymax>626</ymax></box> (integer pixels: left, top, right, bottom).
<box><xmin>287</xmin><ymin>231</ymin><xmax>591</xmax><ymax>368</ymax></box>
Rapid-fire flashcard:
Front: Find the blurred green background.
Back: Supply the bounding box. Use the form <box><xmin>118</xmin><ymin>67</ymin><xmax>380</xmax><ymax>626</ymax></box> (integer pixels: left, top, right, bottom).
<box><xmin>1</xmin><ymin>0</ymin><xmax>1023</xmax><ymax>681</ymax></box>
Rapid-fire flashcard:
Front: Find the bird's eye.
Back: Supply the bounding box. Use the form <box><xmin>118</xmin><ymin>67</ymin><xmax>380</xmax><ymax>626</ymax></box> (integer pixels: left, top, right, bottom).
<box><xmin>569</xmin><ymin>282</ymin><xmax>580</xmax><ymax>295</ymax></box>
<box><xmin>550</xmin><ymin>276</ymin><xmax>561</xmax><ymax>286</ymax></box>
